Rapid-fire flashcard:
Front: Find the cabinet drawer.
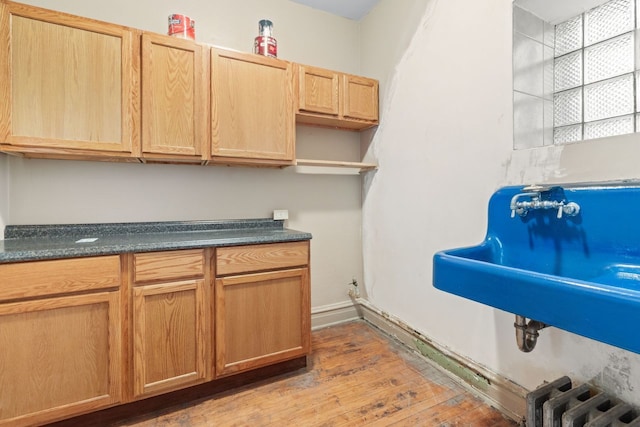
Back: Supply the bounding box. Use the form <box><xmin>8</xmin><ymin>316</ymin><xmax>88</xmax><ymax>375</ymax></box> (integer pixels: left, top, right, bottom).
<box><xmin>133</xmin><ymin>249</ymin><xmax>205</xmax><ymax>284</ymax></box>
<box><xmin>0</xmin><ymin>256</ymin><xmax>121</xmax><ymax>302</ymax></box>
<box><xmin>216</xmin><ymin>241</ymin><xmax>309</xmax><ymax>276</ymax></box>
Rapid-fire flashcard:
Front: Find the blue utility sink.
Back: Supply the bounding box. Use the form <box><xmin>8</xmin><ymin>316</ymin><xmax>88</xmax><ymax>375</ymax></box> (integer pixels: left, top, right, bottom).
<box><xmin>433</xmin><ymin>183</ymin><xmax>640</xmax><ymax>354</ymax></box>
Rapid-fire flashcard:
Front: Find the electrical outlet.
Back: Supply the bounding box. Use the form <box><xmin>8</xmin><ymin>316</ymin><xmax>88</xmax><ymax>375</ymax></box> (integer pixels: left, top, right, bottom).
<box><xmin>273</xmin><ymin>209</ymin><xmax>289</xmax><ymax>220</ymax></box>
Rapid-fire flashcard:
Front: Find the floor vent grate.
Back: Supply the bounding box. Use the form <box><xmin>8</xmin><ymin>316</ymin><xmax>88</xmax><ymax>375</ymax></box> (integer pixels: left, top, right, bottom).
<box><xmin>526</xmin><ymin>376</ymin><xmax>640</xmax><ymax>426</ymax></box>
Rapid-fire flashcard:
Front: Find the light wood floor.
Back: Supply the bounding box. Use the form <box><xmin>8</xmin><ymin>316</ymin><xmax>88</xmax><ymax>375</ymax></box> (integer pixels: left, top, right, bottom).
<box><xmin>117</xmin><ymin>321</ymin><xmax>518</xmax><ymax>426</ymax></box>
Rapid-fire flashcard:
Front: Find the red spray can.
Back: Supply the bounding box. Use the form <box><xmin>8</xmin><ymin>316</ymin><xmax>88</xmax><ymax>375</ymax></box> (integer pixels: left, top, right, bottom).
<box><xmin>254</xmin><ymin>19</ymin><xmax>277</xmax><ymax>58</ymax></box>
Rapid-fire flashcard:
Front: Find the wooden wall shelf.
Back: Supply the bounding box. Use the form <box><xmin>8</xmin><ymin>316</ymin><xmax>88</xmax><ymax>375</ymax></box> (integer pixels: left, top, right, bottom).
<box><xmin>295</xmin><ymin>159</ymin><xmax>378</xmax><ymax>174</ymax></box>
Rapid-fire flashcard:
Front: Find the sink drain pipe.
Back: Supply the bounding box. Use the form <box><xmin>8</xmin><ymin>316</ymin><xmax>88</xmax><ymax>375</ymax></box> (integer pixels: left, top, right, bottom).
<box><xmin>514</xmin><ymin>315</ymin><xmax>547</xmax><ymax>352</ymax></box>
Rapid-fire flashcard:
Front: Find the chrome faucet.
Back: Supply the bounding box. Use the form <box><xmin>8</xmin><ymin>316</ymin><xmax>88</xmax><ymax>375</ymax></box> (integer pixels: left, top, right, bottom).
<box><xmin>510</xmin><ymin>192</ymin><xmax>542</xmax><ymax>218</ymax></box>
<box><xmin>510</xmin><ymin>185</ymin><xmax>580</xmax><ymax>219</ymax></box>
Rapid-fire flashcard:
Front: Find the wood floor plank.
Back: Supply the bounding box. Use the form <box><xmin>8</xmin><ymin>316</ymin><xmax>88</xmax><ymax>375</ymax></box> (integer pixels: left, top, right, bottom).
<box><xmin>280</xmin><ymin>369</ymin><xmax>459</xmax><ymax>425</ymax></box>
<box><xmin>385</xmin><ymin>394</ymin><xmax>519</xmax><ymax>427</ymax></box>
<box><xmin>117</xmin><ymin>321</ymin><xmax>518</xmax><ymax>427</ymax></box>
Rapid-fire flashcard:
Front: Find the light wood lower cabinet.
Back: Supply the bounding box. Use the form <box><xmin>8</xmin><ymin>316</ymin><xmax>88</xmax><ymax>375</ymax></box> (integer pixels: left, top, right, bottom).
<box><xmin>0</xmin><ymin>242</ymin><xmax>310</xmax><ymax>424</ymax></box>
<box><xmin>214</xmin><ymin>241</ymin><xmax>311</xmax><ymax>377</ymax></box>
<box><xmin>130</xmin><ymin>249</ymin><xmax>209</xmax><ymax>398</ymax></box>
<box><xmin>0</xmin><ymin>257</ymin><xmax>121</xmax><ymax>427</ymax></box>
<box><xmin>215</xmin><ymin>268</ymin><xmax>310</xmax><ymax>377</ymax></box>
<box><xmin>132</xmin><ymin>279</ymin><xmax>207</xmax><ymax>397</ymax></box>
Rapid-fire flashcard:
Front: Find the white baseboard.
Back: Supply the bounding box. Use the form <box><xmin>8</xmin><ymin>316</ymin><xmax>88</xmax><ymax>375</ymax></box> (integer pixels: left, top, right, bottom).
<box><xmin>311</xmin><ymin>300</ymin><xmax>361</xmax><ymax>330</ymax></box>
<box><xmin>317</xmin><ymin>298</ymin><xmax>527</xmax><ymax>423</ymax></box>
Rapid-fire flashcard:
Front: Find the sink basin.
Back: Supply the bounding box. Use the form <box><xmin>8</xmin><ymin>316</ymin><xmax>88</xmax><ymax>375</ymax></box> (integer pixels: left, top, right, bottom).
<box><xmin>433</xmin><ymin>184</ymin><xmax>640</xmax><ymax>354</ymax></box>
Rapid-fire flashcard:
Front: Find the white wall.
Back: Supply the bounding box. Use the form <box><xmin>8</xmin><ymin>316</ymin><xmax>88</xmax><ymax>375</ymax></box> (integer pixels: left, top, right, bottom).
<box><xmin>0</xmin><ymin>154</ymin><xmax>8</xmax><ymax>236</ymax></box>
<box><xmin>18</xmin><ymin>0</ymin><xmax>361</xmax><ymax>74</ymax></box>
<box><xmin>359</xmin><ymin>0</ymin><xmax>430</xmax><ymax>101</ymax></box>
<box><xmin>6</xmin><ymin>0</ymin><xmax>365</xmax><ymax>310</ymax></box>
<box><xmin>362</xmin><ymin>0</ymin><xmax>640</xmax><ymax>407</ymax></box>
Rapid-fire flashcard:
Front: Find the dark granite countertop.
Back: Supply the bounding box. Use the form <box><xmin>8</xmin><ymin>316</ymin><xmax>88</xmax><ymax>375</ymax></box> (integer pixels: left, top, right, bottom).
<box><xmin>0</xmin><ymin>219</ymin><xmax>312</xmax><ymax>264</ymax></box>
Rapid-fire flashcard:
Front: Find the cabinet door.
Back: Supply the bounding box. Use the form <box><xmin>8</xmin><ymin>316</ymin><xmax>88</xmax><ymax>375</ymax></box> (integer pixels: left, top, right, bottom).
<box><xmin>0</xmin><ymin>292</ymin><xmax>121</xmax><ymax>426</ymax></box>
<box><xmin>132</xmin><ymin>279</ymin><xmax>207</xmax><ymax>397</ymax></box>
<box><xmin>342</xmin><ymin>74</ymin><xmax>379</xmax><ymax>121</ymax></box>
<box><xmin>211</xmin><ymin>48</ymin><xmax>295</xmax><ymax>165</ymax></box>
<box><xmin>215</xmin><ymin>268</ymin><xmax>310</xmax><ymax>377</ymax></box>
<box><xmin>294</xmin><ymin>63</ymin><xmax>379</xmax><ymax>130</ymax></box>
<box><xmin>0</xmin><ymin>2</ymin><xmax>137</xmax><ymax>157</ymax></box>
<box><xmin>297</xmin><ymin>65</ymin><xmax>339</xmax><ymax>116</ymax></box>
<box><xmin>141</xmin><ymin>33</ymin><xmax>207</xmax><ymax>162</ymax></box>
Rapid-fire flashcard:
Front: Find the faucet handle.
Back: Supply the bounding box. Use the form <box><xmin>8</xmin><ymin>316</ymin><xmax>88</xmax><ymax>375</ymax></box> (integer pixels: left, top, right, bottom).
<box><xmin>557</xmin><ymin>201</ymin><xmax>580</xmax><ymax>218</ymax></box>
<box><xmin>563</xmin><ymin>202</ymin><xmax>580</xmax><ymax>217</ymax></box>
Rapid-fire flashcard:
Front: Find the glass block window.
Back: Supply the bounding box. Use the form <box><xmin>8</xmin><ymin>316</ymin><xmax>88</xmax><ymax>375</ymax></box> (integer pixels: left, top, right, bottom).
<box><xmin>553</xmin><ymin>0</ymin><xmax>638</xmax><ymax>144</ymax></box>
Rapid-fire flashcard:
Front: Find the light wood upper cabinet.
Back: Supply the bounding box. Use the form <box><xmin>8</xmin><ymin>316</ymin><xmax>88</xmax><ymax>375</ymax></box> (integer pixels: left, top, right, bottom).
<box><xmin>0</xmin><ymin>257</ymin><xmax>121</xmax><ymax>427</ymax></box>
<box><xmin>130</xmin><ymin>249</ymin><xmax>209</xmax><ymax>398</ymax></box>
<box><xmin>295</xmin><ymin>64</ymin><xmax>379</xmax><ymax>130</ymax></box>
<box><xmin>342</xmin><ymin>74</ymin><xmax>379</xmax><ymax>122</ymax></box>
<box><xmin>0</xmin><ymin>1</ymin><xmax>377</xmax><ymax>167</ymax></box>
<box><xmin>0</xmin><ymin>1</ymin><xmax>138</xmax><ymax>159</ymax></box>
<box><xmin>141</xmin><ymin>33</ymin><xmax>208</xmax><ymax>163</ymax></box>
<box><xmin>298</xmin><ymin>66</ymin><xmax>339</xmax><ymax>116</ymax></box>
<box><xmin>210</xmin><ymin>48</ymin><xmax>295</xmax><ymax>166</ymax></box>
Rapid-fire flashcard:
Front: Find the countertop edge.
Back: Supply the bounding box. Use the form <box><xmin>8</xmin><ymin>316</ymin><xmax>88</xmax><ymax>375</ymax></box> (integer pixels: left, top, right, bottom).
<box><xmin>4</xmin><ymin>218</ymin><xmax>286</xmax><ymax>239</ymax></box>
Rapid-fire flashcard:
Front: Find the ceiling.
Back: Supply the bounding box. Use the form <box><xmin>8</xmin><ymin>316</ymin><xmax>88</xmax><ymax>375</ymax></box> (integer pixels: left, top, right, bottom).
<box><xmin>289</xmin><ymin>0</ymin><xmax>381</xmax><ymax>20</ymax></box>
<box><xmin>514</xmin><ymin>0</ymin><xmax>610</xmax><ymax>24</ymax></box>
<box><xmin>290</xmin><ymin>0</ymin><xmax>611</xmax><ymax>24</ymax></box>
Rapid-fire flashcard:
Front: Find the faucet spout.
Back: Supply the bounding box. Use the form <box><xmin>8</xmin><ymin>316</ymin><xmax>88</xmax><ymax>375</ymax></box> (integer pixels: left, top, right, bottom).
<box><xmin>510</xmin><ymin>192</ymin><xmax>540</xmax><ymax>217</ymax></box>
<box><xmin>509</xmin><ymin>192</ymin><xmax>539</xmax><ymax>211</ymax></box>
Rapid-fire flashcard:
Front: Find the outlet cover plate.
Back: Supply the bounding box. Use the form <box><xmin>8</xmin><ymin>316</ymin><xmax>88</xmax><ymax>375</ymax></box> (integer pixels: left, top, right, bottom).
<box><xmin>273</xmin><ymin>209</ymin><xmax>289</xmax><ymax>220</ymax></box>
